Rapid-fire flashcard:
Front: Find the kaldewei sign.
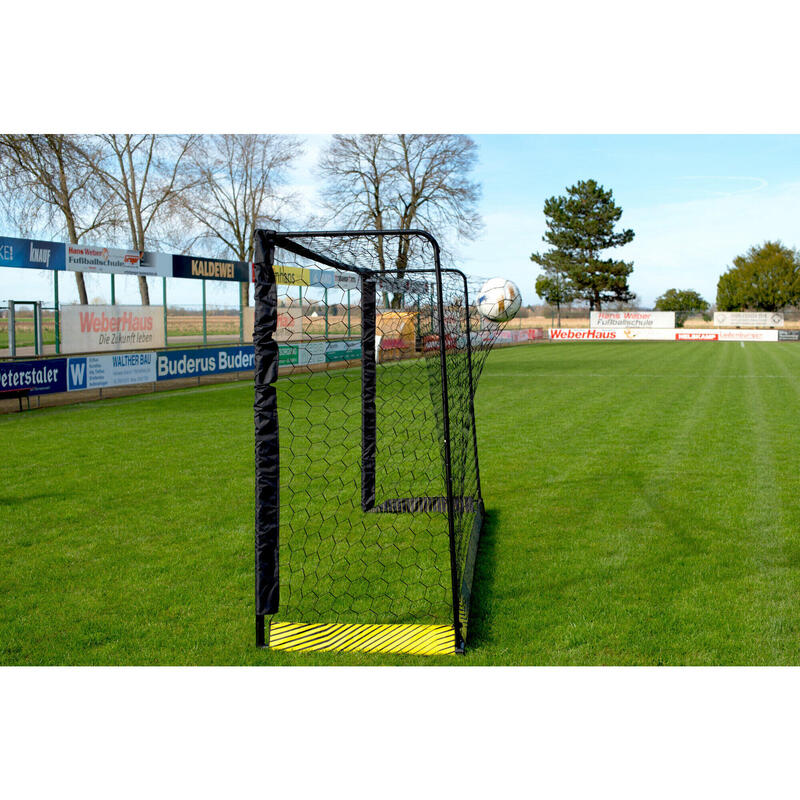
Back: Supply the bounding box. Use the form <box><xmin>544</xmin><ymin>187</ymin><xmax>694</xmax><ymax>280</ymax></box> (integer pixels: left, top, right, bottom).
<box><xmin>66</xmin><ymin>244</ymin><xmax>172</xmax><ymax>277</ymax></box>
<box><xmin>714</xmin><ymin>312</ymin><xmax>784</xmax><ymax>328</ymax></box>
<box><xmin>60</xmin><ymin>305</ymin><xmax>165</xmax><ymax>354</ymax></box>
<box><xmin>591</xmin><ymin>311</ymin><xmax>675</xmax><ymax>328</ymax></box>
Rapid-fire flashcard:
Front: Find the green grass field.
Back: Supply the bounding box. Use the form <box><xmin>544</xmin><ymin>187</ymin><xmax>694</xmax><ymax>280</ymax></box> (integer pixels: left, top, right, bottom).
<box><xmin>3</xmin><ymin>340</ymin><xmax>800</xmax><ymax>665</ymax></box>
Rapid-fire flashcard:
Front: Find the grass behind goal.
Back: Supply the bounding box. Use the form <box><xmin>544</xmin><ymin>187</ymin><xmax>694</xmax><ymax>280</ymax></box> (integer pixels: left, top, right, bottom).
<box><xmin>3</xmin><ymin>341</ymin><xmax>800</xmax><ymax>665</ymax></box>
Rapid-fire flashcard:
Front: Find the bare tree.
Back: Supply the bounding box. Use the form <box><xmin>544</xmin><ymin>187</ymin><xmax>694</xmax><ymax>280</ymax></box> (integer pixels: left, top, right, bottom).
<box><xmin>0</xmin><ymin>134</ymin><xmax>115</xmax><ymax>305</ymax></box>
<box><xmin>89</xmin><ymin>134</ymin><xmax>197</xmax><ymax>304</ymax></box>
<box><xmin>318</xmin><ymin>134</ymin><xmax>482</xmax><ymax>305</ymax></box>
<box><xmin>179</xmin><ymin>134</ymin><xmax>303</xmax><ymax>306</ymax></box>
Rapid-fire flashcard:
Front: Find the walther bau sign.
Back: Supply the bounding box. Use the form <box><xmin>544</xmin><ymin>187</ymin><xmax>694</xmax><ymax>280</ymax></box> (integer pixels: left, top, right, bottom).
<box><xmin>60</xmin><ymin>305</ymin><xmax>165</xmax><ymax>354</ymax></box>
<box><xmin>590</xmin><ymin>311</ymin><xmax>675</xmax><ymax>328</ymax></box>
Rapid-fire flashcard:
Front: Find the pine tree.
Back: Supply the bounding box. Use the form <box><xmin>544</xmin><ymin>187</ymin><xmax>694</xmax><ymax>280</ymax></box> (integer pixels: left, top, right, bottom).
<box><xmin>533</xmin><ymin>250</ymin><xmax>574</xmax><ymax>326</ymax></box>
<box><xmin>532</xmin><ymin>179</ymin><xmax>635</xmax><ymax>310</ymax></box>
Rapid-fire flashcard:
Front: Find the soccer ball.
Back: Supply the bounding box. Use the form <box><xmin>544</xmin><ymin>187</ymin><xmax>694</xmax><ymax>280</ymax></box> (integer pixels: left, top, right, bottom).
<box><xmin>477</xmin><ymin>278</ymin><xmax>522</xmax><ymax>323</ymax></box>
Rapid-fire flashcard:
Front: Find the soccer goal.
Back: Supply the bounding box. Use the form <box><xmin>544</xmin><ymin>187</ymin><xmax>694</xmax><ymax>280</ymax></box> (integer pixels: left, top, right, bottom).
<box><xmin>253</xmin><ymin>229</ymin><xmax>506</xmax><ymax>655</ymax></box>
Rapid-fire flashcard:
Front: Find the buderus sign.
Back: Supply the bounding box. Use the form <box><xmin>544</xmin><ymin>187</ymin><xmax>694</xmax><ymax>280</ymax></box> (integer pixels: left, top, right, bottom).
<box><xmin>156</xmin><ymin>346</ymin><xmax>256</xmax><ymax>380</ymax></box>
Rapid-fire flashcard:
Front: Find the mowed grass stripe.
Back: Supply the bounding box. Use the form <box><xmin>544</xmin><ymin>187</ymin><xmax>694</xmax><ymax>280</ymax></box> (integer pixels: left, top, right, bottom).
<box><xmin>470</xmin><ymin>342</ymin><xmax>743</xmax><ymax>663</ymax></box>
<box><xmin>3</xmin><ymin>341</ymin><xmax>800</xmax><ymax>664</ymax></box>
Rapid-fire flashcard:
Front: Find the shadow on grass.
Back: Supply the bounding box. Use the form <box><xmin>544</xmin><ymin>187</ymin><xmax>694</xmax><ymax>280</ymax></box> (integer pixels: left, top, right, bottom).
<box><xmin>464</xmin><ymin>507</ymin><xmax>501</xmax><ymax>652</ymax></box>
<box><xmin>0</xmin><ymin>491</ymin><xmax>70</xmax><ymax>507</ymax></box>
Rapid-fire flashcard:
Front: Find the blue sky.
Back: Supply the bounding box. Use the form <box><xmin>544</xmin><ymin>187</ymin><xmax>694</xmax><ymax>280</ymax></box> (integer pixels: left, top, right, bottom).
<box><xmin>3</xmin><ymin>135</ymin><xmax>800</xmax><ymax>308</ymax></box>
<box><xmin>461</xmin><ymin>135</ymin><xmax>800</xmax><ymax>306</ymax></box>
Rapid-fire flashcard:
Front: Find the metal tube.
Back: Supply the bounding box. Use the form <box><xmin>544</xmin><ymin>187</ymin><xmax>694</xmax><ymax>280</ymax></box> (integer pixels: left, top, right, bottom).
<box><xmin>34</xmin><ymin>302</ymin><xmax>42</xmax><ymax>355</ymax></box>
<box><xmin>162</xmin><ymin>277</ymin><xmax>168</xmax><ymax>347</ymax></box>
<box><xmin>110</xmin><ymin>274</ymin><xmax>116</xmax><ymax>305</ymax></box>
<box><xmin>239</xmin><ymin>283</ymin><xmax>244</xmax><ymax>343</ymax></box>
<box><xmin>202</xmin><ymin>279</ymin><xmax>207</xmax><ymax>345</ymax></box>
<box><xmin>8</xmin><ymin>302</ymin><xmax>15</xmax><ymax>357</ymax></box>
<box><xmin>54</xmin><ymin>272</ymin><xmax>60</xmax><ymax>354</ymax></box>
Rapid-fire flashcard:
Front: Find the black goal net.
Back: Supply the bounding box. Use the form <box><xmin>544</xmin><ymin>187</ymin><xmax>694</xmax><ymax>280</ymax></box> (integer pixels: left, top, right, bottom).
<box><xmin>253</xmin><ymin>229</ymin><xmax>505</xmax><ymax>655</ymax></box>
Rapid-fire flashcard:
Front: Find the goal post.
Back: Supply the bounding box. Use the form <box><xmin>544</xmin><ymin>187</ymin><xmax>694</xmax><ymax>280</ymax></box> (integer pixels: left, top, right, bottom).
<box><xmin>253</xmin><ymin>229</ymin><xmax>503</xmax><ymax>656</ymax></box>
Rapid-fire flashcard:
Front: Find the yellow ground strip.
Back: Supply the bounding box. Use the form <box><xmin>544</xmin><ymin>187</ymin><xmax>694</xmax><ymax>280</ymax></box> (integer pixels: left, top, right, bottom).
<box><xmin>269</xmin><ymin>621</ymin><xmax>457</xmax><ymax>656</ymax></box>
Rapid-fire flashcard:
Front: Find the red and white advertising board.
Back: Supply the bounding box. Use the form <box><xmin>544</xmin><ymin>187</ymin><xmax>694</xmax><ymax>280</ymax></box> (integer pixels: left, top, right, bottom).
<box><xmin>65</xmin><ymin>244</ymin><xmax>172</xmax><ymax>277</ymax></box>
<box><xmin>60</xmin><ymin>305</ymin><xmax>166</xmax><ymax>354</ymax></box>
<box><xmin>549</xmin><ymin>328</ymin><xmax>780</xmax><ymax>342</ymax></box>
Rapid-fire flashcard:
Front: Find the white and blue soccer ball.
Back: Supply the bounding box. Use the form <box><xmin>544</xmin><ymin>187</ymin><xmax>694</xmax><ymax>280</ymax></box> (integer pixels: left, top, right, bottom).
<box><xmin>477</xmin><ymin>278</ymin><xmax>522</xmax><ymax>323</ymax></box>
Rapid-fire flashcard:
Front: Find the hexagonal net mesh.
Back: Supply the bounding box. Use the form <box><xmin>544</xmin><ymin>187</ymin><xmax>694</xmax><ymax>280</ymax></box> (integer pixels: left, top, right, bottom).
<box><xmin>253</xmin><ymin>230</ymin><xmax>505</xmax><ymax>653</ymax></box>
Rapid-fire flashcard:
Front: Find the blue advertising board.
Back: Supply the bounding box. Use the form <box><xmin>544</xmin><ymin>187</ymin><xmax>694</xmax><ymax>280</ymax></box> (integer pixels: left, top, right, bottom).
<box><xmin>156</xmin><ymin>345</ymin><xmax>255</xmax><ymax>381</ymax></box>
<box><xmin>0</xmin><ymin>358</ymin><xmax>68</xmax><ymax>395</ymax></box>
<box><xmin>0</xmin><ymin>236</ymin><xmax>65</xmax><ymax>271</ymax></box>
<box><xmin>1</xmin><ymin>339</ymin><xmax>357</xmax><ymax>402</ymax></box>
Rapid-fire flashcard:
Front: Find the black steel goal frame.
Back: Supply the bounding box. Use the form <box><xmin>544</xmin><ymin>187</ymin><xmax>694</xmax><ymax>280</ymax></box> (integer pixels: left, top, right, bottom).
<box><xmin>253</xmin><ymin>228</ymin><xmax>485</xmax><ymax>655</ymax></box>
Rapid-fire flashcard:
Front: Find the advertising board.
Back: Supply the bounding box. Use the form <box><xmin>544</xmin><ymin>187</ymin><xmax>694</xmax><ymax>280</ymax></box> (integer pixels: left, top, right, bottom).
<box><xmin>325</xmin><ymin>340</ymin><xmax>362</xmax><ymax>362</ymax></box>
<box><xmin>377</xmin><ymin>275</ymin><xmax>431</xmax><ymax>296</ymax></box>
<box><xmin>549</xmin><ymin>328</ymin><xmax>780</xmax><ymax>342</ymax></box>
<box><xmin>328</xmin><ymin>270</ymin><xmax>360</xmax><ymax>291</ymax></box>
<box><xmin>716</xmin><ymin>329</ymin><xmax>779</xmax><ymax>341</ymax></box>
<box><xmin>172</xmin><ymin>255</ymin><xmax>250</xmax><ymax>283</ymax></box>
<box><xmin>272</xmin><ymin>264</ymin><xmax>311</xmax><ymax>286</ymax></box>
<box><xmin>0</xmin><ymin>358</ymin><xmax>67</xmax><ymax>395</ymax></box>
<box><xmin>714</xmin><ymin>312</ymin><xmax>784</xmax><ymax>328</ymax></box>
<box><xmin>156</xmin><ymin>346</ymin><xmax>255</xmax><ymax>380</ymax></box>
<box><xmin>66</xmin><ymin>352</ymin><xmax>156</xmax><ymax>391</ymax></box>
<box><xmin>60</xmin><ymin>305</ymin><xmax>165</xmax><ymax>354</ymax></box>
<box><xmin>590</xmin><ymin>311</ymin><xmax>675</xmax><ymax>328</ymax></box>
<box><xmin>65</xmin><ymin>244</ymin><xmax>171</xmax><ymax>277</ymax></box>
<box><xmin>0</xmin><ymin>236</ymin><xmax>65</xmax><ymax>271</ymax></box>
<box><xmin>279</xmin><ymin>344</ymin><xmax>299</xmax><ymax>366</ymax></box>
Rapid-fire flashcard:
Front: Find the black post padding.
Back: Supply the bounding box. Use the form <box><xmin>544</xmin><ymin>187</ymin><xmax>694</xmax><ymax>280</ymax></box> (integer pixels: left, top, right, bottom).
<box><xmin>256</xmin><ymin>614</ymin><xmax>266</xmax><ymax>648</ymax></box>
<box><xmin>361</xmin><ymin>277</ymin><xmax>377</xmax><ymax>512</ymax></box>
<box><xmin>254</xmin><ymin>230</ymin><xmax>280</xmax><ymax>616</ymax></box>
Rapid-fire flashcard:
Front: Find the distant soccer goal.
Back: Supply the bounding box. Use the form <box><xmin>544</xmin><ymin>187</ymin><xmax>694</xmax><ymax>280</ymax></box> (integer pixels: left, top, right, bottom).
<box><xmin>253</xmin><ymin>229</ymin><xmax>508</xmax><ymax>655</ymax></box>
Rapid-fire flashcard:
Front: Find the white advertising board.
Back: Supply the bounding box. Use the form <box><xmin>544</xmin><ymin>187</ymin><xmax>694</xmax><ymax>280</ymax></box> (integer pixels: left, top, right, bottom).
<box><xmin>590</xmin><ymin>311</ymin><xmax>675</xmax><ymax>328</ymax></box>
<box><xmin>66</xmin><ymin>352</ymin><xmax>156</xmax><ymax>391</ymax></box>
<box><xmin>713</xmin><ymin>312</ymin><xmax>784</xmax><ymax>328</ymax></box>
<box><xmin>329</xmin><ymin>270</ymin><xmax>360</xmax><ymax>291</ymax></box>
<box><xmin>376</xmin><ymin>275</ymin><xmax>430</xmax><ymax>295</ymax></box>
<box><xmin>549</xmin><ymin>328</ymin><xmax>780</xmax><ymax>342</ymax></box>
<box><xmin>60</xmin><ymin>305</ymin><xmax>166</xmax><ymax>354</ymax></box>
<box><xmin>66</xmin><ymin>244</ymin><xmax>172</xmax><ymax>277</ymax></box>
